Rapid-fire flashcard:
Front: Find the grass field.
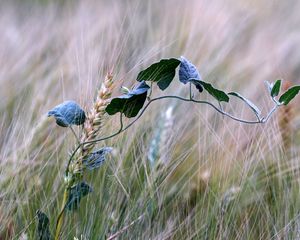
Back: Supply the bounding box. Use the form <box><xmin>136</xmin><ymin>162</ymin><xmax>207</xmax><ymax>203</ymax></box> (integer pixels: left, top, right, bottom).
<box><xmin>0</xmin><ymin>0</ymin><xmax>300</xmax><ymax>239</ymax></box>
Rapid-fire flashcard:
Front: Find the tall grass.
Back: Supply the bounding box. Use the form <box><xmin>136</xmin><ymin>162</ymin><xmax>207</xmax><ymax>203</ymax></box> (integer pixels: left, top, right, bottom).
<box><xmin>0</xmin><ymin>0</ymin><xmax>299</xmax><ymax>239</ymax></box>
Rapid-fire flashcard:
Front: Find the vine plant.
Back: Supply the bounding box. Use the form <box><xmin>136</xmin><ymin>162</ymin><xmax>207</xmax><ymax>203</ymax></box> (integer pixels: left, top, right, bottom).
<box><xmin>38</xmin><ymin>56</ymin><xmax>300</xmax><ymax>239</ymax></box>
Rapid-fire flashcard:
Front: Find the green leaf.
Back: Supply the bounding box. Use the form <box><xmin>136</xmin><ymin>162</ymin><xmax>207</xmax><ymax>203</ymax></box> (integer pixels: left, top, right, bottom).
<box><xmin>279</xmin><ymin>85</ymin><xmax>300</xmax><ymax>105</ymax></box>
<box><xmin>271</xmin><ymin>80</ymin><xmax>281</xmax><ymax>97</ymax></box>
<box><xmin>36</xmin><ymin>210</ymin><xmax>52</xmax><ymax>240</ymax></box>
<box><xmin>106</xmin><ymin>81</ymin><xmax>150</xmax><ymax>118</ymax></box>
<box><xmin>137</xmin><ymin>58</ymin><xmax>181</xmax><ymax>90</ymax></box>
<box><xmin>228</xmin><ymin>92</ymin><xmax>261</xmax><ymax>116</ymax></box>
<box><xmin>190</xmin><ymin>79</ymin><xmax>229</xmax><ymax>102</ymax></box>
<box><xmin>66</xmin><ymin>182</ymin><xmax>93</xmax><ymax>211</ymax></box>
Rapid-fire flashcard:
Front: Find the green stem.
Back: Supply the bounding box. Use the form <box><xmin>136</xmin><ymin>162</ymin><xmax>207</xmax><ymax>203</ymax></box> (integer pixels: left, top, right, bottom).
<box><xmin>55</xmin><ymin>187</ymin><xmax>69</xmax><ymax>240</ymax></box>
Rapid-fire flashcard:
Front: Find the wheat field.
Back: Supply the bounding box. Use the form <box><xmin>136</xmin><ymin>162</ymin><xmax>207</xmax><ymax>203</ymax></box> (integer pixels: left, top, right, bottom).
<box><xmin>0</xmin><ymin>0</ymin><xmax>300</xmax><ymax>239</ymax></box>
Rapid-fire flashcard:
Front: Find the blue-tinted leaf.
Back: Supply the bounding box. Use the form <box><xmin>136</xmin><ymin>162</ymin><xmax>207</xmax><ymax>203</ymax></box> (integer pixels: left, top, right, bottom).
<box><xmin>271</xmin><ymin>80</ymin><xmax>281</xmax><ymax>97</ymax></box>
<box><xmin>66</xmin><ymin>182</ymin><xmax>93</xmax><ymax>211</ymax></box>
<box><xmin>83</xmin><ymin>147</ymin><xmax>113</xmax><ymax>170</ymax></box>
<box><xmin>228</xmin><ymin>92</ymin><xmax>261</xmax><ymax>117</ymax></box>
<box><xmin>106</xmin><ymin>81</ymin><xmax>150</xmax><ymax>118</ymax></box>
<box><xmin>48</xmin><ymin>101</ymin><xmax>86</xmax><ymax>127</ymax></box>
<box><xmin>179</xmin><ymin>57</ymin><xmax>203</xmax><ymax>92</ymax></box>
<box><xmin>137</xmin><ymin>58</ymin><xmax>181</xmax><ymax>90</ymax></box>
<box><xmin>36</xmin><ymin>210</ymin><xmax>52</xmax><ymax>240</ymax></box>
<box><xmin>279</xmin><ymin>85</ymin><xmax>300</xmax><ymax>105</ymax></box>
<box><xmin>190</xmin><ymin>79</ymin><xmax>229</xmax><ymax>102</ymax></box>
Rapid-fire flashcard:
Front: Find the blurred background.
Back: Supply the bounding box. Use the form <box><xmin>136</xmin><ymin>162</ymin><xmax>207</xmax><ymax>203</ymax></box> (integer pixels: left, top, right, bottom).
<box><xmin>0</xmin><ymin>0</ymin><xmax>300</xmax><ymax>239</ymax></box>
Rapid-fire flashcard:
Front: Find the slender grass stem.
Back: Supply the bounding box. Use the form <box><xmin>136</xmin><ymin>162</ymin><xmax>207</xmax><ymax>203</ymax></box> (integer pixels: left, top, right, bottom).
<box><xmin>69</xmin><ymin>126</ymin><xmax>80</xmax><ymax>144</ymax></box>
<box><xmin>55</xmin><ymin>188</ymin><xmax>69</xmax><ymax>240</ymax></box>
<box><xmin>107</xmin><ymin>214</ymin><xmax>144</xmax><ymax>240</ymax></box>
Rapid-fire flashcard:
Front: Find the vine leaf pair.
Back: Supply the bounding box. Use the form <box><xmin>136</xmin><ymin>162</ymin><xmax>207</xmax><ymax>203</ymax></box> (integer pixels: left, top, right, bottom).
<box><xmin>266</xmin><ymin>79</ymin><xmax>300</xmax><ymax>105</ymax></box>
<box><xmin>106</xmin><ymin>56</ymin><xmax>230</xmax><ymax>119</ymax></box>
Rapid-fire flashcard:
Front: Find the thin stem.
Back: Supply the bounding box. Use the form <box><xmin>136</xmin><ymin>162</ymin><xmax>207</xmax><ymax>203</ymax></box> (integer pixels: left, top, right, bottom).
<box><xmin>254</xmin><ymin>112</ymin><xmax>261</xmax><ymax>122</ymax></box>
<box><xmin>148</xmin><ymin>82</ymin><xmax>153</xmax><ymax>99</ymax></box>
<box><xmin>107</xmin><ymin>214</ymin><xmax>144</xmax><ymax>240</ymax></box>
<box><xmin>66</xmin><ymin>94</ymin><xmax>279</xmax><ymax>177</ymax></box>
<box><xmin>271</xmin><ymin>96</ymin><xmax>281</xmax><ymax>105</ymax></box>
<box><xmin>218</xmin><ymin>101</ymin><xmax>223</xmax><ymax>112</ymax></box>
<box><xmin>69</xmin><ymin>126</ymin><xmax>80</xmax><ymax>144</ymax></box>
<box><xmin>261</xmin><ymin>105</ymin><xmax>278</xmax><ymax>123</ymax></box>
<box><xmin>55</xmin><ymin>188</ymin><xmax>69</xmax><ymax>240</ymax></box>
<box><xmin>189</xmin><ymin>82</ymin><xmax>193</xmax><ymax>100</ymax></box>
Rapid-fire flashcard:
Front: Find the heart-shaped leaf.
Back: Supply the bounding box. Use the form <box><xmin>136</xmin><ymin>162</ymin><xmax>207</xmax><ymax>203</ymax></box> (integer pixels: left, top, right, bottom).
<box><xmin>271</xmin><ymin>80</ymin><xmax>281</xmax><ymax>97</ymax></box>
<box><xmin>228</xmin><ymin>92</ymin><xmax>261</xmax><ymax>117</ymax></box>
<box><xmin>106</xmin><ymin>81</ymin><xmax>150</xmax><ymax>118</ymax></box>
<box><xmin>190</xmin><ymin>79</ymin><xmax>229</xmax><ymax>102</ymax></box>
<box><xmin>36</xmin><ymin>210</ymin><xmax>52</xmax><ymax>240</ymax></box>
<box><xmin>137</xmin><ymin>58</ymin><xmax>181</xmax><ymax>90</ymax></box>
<box><xmin>66</xmin><ymin>182</ymin><xmax>93</xmax><ymax>211</ymax></box>
<box><xmin>279</xmin><ymin>85</ymin><xmax>300</xmax><ymax>105</ymax></box>
<box><xmin>179</xmin><ymin>56</ymin><xmax>203</xmax><ymax>92</ymax></box>
<box><xmin>48</xmin><ymin>101</ymin><xmax>86</xmax><ymax>127</ymax></box>
<box><xmin>83</xmin><ymin>147</ymin><xmax>113</xmax><ymax>170</ymax></box>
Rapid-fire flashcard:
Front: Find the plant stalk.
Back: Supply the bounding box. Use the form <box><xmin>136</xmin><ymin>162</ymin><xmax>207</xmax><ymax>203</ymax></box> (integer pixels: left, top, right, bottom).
<box><xmin>55</xmin><ymin>187</ymin><xmax>69</xmax><ymax>240</ymax></box>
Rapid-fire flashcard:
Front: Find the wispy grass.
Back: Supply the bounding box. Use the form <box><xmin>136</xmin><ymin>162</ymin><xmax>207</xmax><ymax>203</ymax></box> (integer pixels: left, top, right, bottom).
<box><xmin>0</xmin><ymin>0</ymin><xmax>299</xmax><ymax>239</ymax></box>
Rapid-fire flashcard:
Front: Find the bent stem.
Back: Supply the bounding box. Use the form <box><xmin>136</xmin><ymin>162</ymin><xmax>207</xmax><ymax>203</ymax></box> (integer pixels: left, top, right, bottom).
<box><xmin>55</xmin><ymin>187</ymin><xmax>69</xmax><ymax>240</ymax></box>
<box><xmin>65</xmin><ymin>94</ymin><xmax>279</xmax><ymax>169</ymax></box>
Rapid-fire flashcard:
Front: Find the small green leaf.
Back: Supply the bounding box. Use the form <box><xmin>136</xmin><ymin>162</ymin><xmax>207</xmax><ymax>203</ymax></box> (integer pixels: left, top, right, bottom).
<box><xmin>279</xmin><ymin>85</ymin><xmax>300</xmax><ymax>105</ymax></box>
<box><xmin>137</xmin><ymin>58</ymin><xmax>181</xmax><ymax>90</ymax></box>
<box><xmin>66</xmin><ymin>182</ymin><xmax>93</xmax><ymax>211</ymax></box>
<box><xmin>106</xmin><ymin>81</ymin><xmax>150</xmax><ymax>118</ymax></box>
<box><xmin>190</xmin><ymin>79</ymin><xmax>229</xmax><ymax>102</ymax></box>
<box><xmin>271</xmin><ymin>80</ymin><xmax>281</xmax><ymax>97</ymax></box>
<box><xmin>228</xmin><ymin>92</ymin><xmax>261</xmax><ymax>116</ymax></box>
<box><xmin>36</xmin><ymin>210</ymin><xmax>52</xmax><ymax>240</ymax></box>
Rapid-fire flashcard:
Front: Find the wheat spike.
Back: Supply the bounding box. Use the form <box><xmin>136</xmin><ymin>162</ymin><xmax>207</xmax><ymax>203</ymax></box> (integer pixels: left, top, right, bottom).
<box><xmin>70</xmin><ymin>72</ymin><xmax>114</xmax><ymax>174</ymax></box>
